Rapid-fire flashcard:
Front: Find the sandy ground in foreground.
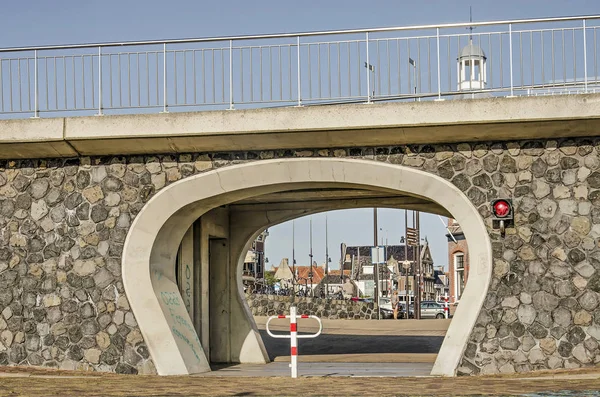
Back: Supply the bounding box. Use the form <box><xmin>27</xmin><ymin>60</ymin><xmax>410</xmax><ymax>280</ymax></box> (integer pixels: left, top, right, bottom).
<box><xmin>0</xmin><ymin>365</ymin><xmax>599</xmax><ymax>396</ymax></box>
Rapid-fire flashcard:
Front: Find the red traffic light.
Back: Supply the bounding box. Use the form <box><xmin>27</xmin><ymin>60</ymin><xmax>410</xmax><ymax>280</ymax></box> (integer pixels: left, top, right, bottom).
<box><xmin>492</xmin><ymin>199</ymin><xmax>511</xmax><ymax>218</ymax></box>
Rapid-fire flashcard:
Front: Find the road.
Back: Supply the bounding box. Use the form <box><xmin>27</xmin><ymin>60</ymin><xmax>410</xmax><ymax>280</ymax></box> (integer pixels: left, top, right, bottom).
<box><xmin>259</xmin><ymin>331</ymin><xmax>443</xmax><ymax>360</ymax></box>
<box><xmin>205</xmin><ymin>317</ymin><xmax>448</xmax><ymax>376</ymax></box>
<box><xmin>255</xmin><ymin>317</ymin><xmax>447</xmax><ymax>363</ymax></box>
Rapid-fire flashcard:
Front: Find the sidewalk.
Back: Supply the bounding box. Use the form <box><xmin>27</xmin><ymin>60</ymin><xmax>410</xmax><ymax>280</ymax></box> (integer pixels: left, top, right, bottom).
<box><xmin>271</xmin><ymin>353</ymin><xmax>438</xmax><ymax>363</ymax></box>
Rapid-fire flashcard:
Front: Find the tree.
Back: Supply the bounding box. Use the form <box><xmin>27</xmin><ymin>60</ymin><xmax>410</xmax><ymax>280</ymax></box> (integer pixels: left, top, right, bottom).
<box><xmin>264</xmin><ymin>272</ymin><xmax>279</xmax><ymax>287</ymax></box>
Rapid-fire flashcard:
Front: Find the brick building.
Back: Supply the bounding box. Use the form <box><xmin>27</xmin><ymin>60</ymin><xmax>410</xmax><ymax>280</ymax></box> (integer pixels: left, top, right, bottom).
<box><xmin>342</xmin><ymin>242</ymin><xmax>436</xmax><ymax>301</ymax></box>
<box><xmin>447</xmin><ymin>218</ymin><xmax>469</xmax><ymax>303</ymax></box>
<box><xmin>242</xmin><ymin>230</ymin><xmax>269</xmax><ymax>282</ymax></box>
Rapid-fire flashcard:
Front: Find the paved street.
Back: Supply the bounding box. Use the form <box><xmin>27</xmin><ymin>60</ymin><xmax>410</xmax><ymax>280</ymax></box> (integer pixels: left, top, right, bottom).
<box><xmin>254</xmin><ymin>317</ymin><xmax>447</xmax><ymax>365</ymax></box>
<box><xmin>259</xmin><ymin>330</ymin><xmax>442</xmax><ymax>360</ymax></box>
<box><xmin>204</xmin><ymin>317</ymin><xmax>447</xmax><ymax>377</ymax></box>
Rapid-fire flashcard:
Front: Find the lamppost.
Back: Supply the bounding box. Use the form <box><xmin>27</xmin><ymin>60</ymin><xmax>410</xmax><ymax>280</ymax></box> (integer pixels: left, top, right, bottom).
<box><xmin>309</xmin><ymin>218</ymin><xmax>314</xmax><ymax>296</ymax></box>
<box><xmin>373</xmin><ymin>207</ymin><xmax>380</xmax><ymax>319</ymax></box>
<box><xmin>291</xmin><ymin>220</ymin><xmax>296</xmax><ymax>303</ymax></box>
<box><xmin>409</xmin><ymin>57</ymin><xmax>417</xmax><ymax>101</ymax></box>
<box><xmin>364</xmin><ymin>61</ymin><xmax>375</xmax><ymax>99</ymax></box>
<box><xmin>325</xmin><ymin>214</ymin><xmax>329</xmax><ymax>298</ymax></box>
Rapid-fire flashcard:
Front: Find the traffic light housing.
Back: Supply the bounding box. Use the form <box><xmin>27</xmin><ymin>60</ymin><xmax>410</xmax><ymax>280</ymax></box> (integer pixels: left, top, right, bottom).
<box><xmin>491</xmin><ymin>199</ymin><xmax>513</xmax><ymax>220</ymax></box>
<box><xmin>491</xmin><ymin>199</ymin><xmax>513</xmax><ymax>235</ymax></box>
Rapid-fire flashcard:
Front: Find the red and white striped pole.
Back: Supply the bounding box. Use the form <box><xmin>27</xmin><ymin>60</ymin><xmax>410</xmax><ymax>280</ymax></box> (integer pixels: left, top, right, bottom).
<box><xmin>266</xmin><ymin>308</ymin><xmax>322</xmax><ymax>378</ymax></box>
<box><xmin>289</xmin><ymin>306</ymin><xmax>298</xmax><ymax>378</ymax></box>
<box><xmin>444</xmin><ymin>292</ymin><xmax>449</xmax><ymax>319</ymax></box>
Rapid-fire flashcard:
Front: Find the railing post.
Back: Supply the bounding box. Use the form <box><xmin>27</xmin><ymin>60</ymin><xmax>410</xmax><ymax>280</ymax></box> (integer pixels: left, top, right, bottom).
<box><xmin>297</xmin><ymin>36</ymin><xmax>302</xmax><ymax>106</ymax></box>
<box><xmin>436</xmin><ymin>27</ymin><xmax>442</xmax><ymax>100</ymax></box>
<box><xmin>583</xmin><ymin>19</ymin><xmax>588</xmax><ymax>92</ymax></box>
<box><xmin>509</xmin><ymin>23</ymin><xmax>514</xmax><ymax>97</ymax></box>
<box><xmin>32</xmin><ymin>50</ymin><xmax>39</xmax><ymax>118</ymax></box>
<box><xmin>97</xmin><ymin>47</ymin><xmax>103</xmax><ymax>116</ymax></box>
<box><xmin>365</xmin><ymin>32</ymin><xmax>371</xmax><ymax>103</ymax></box>
<box><xmin>162</xmin><ymin>43</ymin><xmax>168</xmax><ymax>113</ymax></box>
<box><xmin>229</xmin><ymin>40</ymin><xmax>234</xmax><ymax>109</ymax></box>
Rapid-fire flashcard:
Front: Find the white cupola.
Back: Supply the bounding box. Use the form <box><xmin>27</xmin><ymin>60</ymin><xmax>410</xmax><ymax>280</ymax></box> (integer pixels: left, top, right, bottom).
<box><xmin>457</xmin><ymin>39</ymin><xmax>487</xmax><ymax>91</ymax></box>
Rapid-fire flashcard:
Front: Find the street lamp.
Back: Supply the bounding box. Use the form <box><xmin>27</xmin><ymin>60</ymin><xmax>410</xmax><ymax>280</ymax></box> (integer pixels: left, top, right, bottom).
<box><xmin>402</xmin><ymin>260</ymin><xmax>411</xmax><ymax>308</ymax></box>
<box><xmin>409</xmin><ymin>57</ymin><xmax>417</xmax><ymax>101</ymax></box>
<box><xmin>364</xmin><ymin>61</ymin><xmax>375</xmax><ymax>99</ymax></box>
<box><xmin>309</xmin><ymin>218</ymin><xmax>314</xmax><ymax>296</ymax></box>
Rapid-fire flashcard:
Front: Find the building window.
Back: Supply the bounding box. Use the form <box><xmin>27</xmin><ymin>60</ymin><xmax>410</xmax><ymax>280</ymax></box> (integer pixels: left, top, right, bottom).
<box><xmin>454</xmin><ymin>253</ymin><xmax>465</xmax><ymax>300</ymax></box>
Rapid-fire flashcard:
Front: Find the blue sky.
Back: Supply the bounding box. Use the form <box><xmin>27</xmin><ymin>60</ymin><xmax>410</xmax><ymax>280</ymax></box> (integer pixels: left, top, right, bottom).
<box><xmin>1</xmin><ymin>0</ymin><xmax>597</xmax><ymax>48</ymax></box>
<box><xmin>2</xmin><ymin>1</ymin><xmax>598</xmax><ymax>269</ymax></box>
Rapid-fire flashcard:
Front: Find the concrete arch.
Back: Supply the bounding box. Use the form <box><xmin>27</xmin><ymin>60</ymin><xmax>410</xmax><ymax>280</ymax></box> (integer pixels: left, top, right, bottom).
<box><xmin>122</xmin><ymin>158</ymin><xmax>492</xmax><ymax>376</ymax></box>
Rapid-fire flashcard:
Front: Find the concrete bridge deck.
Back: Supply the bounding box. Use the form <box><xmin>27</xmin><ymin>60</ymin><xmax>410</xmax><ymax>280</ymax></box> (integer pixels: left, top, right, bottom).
<box><xmin>1</xmin><ymin>94</ymin><xmax>600</xmax><ymax>159</ymax></box>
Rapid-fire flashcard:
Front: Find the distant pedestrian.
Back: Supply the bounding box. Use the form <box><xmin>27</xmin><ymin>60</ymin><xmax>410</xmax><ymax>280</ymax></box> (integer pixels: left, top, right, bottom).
<box><xmin>391</xmin><ymin>290</ymin><xmax>400</xmax><ymax>320</ymax></box>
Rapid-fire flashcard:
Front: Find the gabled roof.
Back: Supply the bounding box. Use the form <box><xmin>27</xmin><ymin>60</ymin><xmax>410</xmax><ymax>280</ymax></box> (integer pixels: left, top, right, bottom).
<box><xmin>294</xmin><ymin>266</ymin><xmax>325</xmax><ymax>285</ymax></box>
<box><xmin>329</xmin><ymin>269</ymin><xmax>352</xmax><ymax>276</ymax></box>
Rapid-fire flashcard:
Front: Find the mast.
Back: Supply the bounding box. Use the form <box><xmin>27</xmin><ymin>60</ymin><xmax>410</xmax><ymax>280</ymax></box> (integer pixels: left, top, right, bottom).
<box><xmin>325</xmin><ymin>214</ymin><xmax>329</xmax><ymax>298</ymax></box>
<box><xmin>404</xmin><ymin>209</ymin><xmax>409</xmax><ymax>308</ymax></box>
<box><xmin>374</xmin><ymin>208</ymin><xmax>380</xmax><ymax>319</ymax></box>
<box><xmin>309</xmin><ymin>218</ymin><xmax>314</xmax><ymax>296</ymax></box>
<box><xmin>292</xmin><ymin>220</ymin><xmax>296</xmax><ymax>303</ymax></box>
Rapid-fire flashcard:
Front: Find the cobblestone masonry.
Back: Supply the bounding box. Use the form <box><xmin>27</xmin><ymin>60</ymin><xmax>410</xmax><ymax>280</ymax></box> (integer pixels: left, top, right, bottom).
<box><xmin>245</xmin><ymin>293</ymin><xmax>378</xmax><ymax>319</ymax></box>
<box><xmin>1</xmin><ymin>138</ymin><xmax>600</xmax><ymax>375</ymax></box>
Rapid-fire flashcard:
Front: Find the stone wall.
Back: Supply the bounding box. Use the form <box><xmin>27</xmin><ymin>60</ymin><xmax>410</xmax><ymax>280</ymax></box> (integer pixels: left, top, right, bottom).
<box><xmin>0</xmin><ymin>137</ymin><xmax>600</xmax><ymax>375</ymax></box>
<box><xmin>0</xmin><ymin>158</ymin><xmax>156</xmax><ymax>374</ymax></box>
<box><xmin>245</xmin><ymin>293</ymin><xmax>378</xmax><ymax>319</ymax></box>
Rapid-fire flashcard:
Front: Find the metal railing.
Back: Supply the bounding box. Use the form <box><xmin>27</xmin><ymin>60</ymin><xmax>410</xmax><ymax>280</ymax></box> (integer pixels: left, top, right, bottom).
<box><xmin>0</xmin><ymin>15</ymin><xmax>599</xmax><ymax>118</ymax></box>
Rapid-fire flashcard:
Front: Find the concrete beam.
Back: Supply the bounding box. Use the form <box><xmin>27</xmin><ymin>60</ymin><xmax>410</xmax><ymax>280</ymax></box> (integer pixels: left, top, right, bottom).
<box><xmin>230</xmin><ymin>195</ymin><xmax>450</xmax><ymax>217</ymax></box>
<box><xmin>0</xmin><ymin>118</ymin><xmax>77</xmax><ymax>158</ymax></box>
<box><xmin>1</xmin><ymin>94</ymin><xmax>600</xmax><ymax>159</ymax></box>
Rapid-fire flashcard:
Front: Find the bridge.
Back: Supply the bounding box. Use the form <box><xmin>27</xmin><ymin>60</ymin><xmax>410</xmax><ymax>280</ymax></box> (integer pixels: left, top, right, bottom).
<box><xmin>0</xmin><ymin>15</ymin><xmax>600</xmax><ymax>378</ymax></box>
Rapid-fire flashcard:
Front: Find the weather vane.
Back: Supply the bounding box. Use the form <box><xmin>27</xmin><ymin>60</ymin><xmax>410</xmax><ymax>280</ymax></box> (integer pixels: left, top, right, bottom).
<box><xmin>467</xmin><ymin>6</ymin><xmax>475</xmax><ymax>41</ymax></box>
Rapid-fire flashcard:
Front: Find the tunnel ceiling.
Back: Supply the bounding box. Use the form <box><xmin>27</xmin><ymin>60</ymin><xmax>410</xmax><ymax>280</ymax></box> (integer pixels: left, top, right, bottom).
<box><xmin>230</xmin><ymin>188</ymin><xmax>450</xmax><ymax>216</ymax></box>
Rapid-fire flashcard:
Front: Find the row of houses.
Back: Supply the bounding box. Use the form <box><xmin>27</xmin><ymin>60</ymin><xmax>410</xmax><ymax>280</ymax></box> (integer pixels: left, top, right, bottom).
<box><xmin>262</xmin><ymin>241</ymin><xmax>450</xmax><ymax>302</ymax></box>
<box><xmin>340</xmin><ymin>240</ymin><xmax>449</xmax><ymax>302</ymax></box>
<box><xmin>242</xmin><ymin>218</ymin><xmax>470</xmax><ymax>304</ymax></box>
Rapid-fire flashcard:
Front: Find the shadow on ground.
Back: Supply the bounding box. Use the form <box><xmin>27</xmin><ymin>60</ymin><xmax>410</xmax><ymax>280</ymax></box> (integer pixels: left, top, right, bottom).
<box><xmin>258</xmin><ymin>330</ymin><xmax>443</xmax><ymax>361</ymax></box>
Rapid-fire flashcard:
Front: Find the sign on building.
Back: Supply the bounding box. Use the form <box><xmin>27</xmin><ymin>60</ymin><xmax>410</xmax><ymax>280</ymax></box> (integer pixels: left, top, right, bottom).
<box><xmin>364</xmin><ymin>280</ymin><xmax>375</xmax><ymax>297</ymax></box>
<box><xmin>406</xmin><ymin>228</ymin><xmax>419</xmax><ymax>246</ymax></box>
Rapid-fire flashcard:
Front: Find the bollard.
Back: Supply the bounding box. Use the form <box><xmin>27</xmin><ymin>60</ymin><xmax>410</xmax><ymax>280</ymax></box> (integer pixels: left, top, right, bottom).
<box><xmin>265</xmin><ymin>305</ymin><xmax>322</xmax><ymax>378</ymax></box>
<box><xmin>289</xmin><ymin>306</ymin><xmax>298</xmax><ymax>378</ymax></box>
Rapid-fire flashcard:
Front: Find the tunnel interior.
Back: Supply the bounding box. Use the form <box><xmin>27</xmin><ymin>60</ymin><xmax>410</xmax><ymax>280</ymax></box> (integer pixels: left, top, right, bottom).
<box><xmin>172</xmin><ymin>187</ymin><xmax>453</xmax><ymax>365</ymax></box>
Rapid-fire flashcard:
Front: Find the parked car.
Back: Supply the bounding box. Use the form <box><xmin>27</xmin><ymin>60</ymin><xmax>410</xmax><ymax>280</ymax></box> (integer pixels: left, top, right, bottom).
<box><xmin>396</xmin><ymin>302</ymin><xmax>414</xmax><ymax>319</ymax></box>
<box><xmin>379</xmin><ymin>299</ymin><xmax>448</xmax><ymax>319</ymax></box>
<box><xmin>420</xmin><ymin>300</ymin><xmax>447</xmax><ymax>319</ymax></box>
<box><xmin>380</xmin><ymin>300</ymin><xmax>415</xmax><ymax>319</ymax></box>
<box><xmin>378</xmin><ymin>297</ymin><xmax>394</xmax><ymax>319</ymax></box>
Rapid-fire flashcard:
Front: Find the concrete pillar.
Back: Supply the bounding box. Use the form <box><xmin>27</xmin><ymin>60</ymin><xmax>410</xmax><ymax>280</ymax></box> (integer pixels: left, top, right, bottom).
<box><xmin>199</xmin><ymin>208</ymin><xmax>228</xmax><ymax>362</ymax></box>
<box><xmin>209</xmin><ymin>238</ymin><xmax>230</xmax><ymax>363</ymax></box>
